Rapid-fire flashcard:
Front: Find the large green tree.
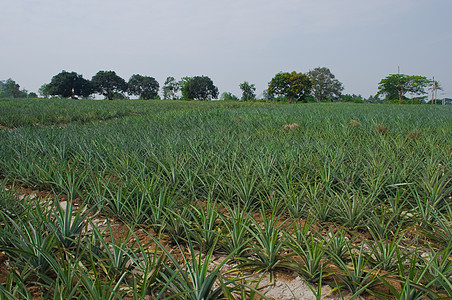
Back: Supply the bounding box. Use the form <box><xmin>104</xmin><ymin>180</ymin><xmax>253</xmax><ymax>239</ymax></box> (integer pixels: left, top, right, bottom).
<box><xmin>182</xmin><ymin>76</ymin><xmax>218</xmax><ymax>101</ymax></box>
<box><xmin>307</xmin><ymin>67</ymin><xmax>343</xmax><ymax>102</ymax></box>
<box><xmin>47</xmin><ymin>71</ymin><xmax>93</xmax><ymax>99</ymax></box>
<box><xmin>377</xmin><ymin>74</ymin><xmax>431</xmax><ymax>103</ymax></box>
<box><xmin>91</xmin><ymin>71</ymin><xmax>127</xmax><ymax>100</ymax></box>
<box><xmin>268</xmin><ymin>71</ymin><xmax>311</xmax><ymax>103</ymax></box>
<box><xmin>128</xmin><ymin>74</ymin><xmax>159</xmax><ymax>100</ymax></box>
<box><xmin>6</xmin><ymin>79</ymin><xmax>20</xmax><ymax>98</ymax></box>
<box><xmin>239</xmin><ymin>81</ymin><xmax>256</xmax><ymax>101</ymax></box>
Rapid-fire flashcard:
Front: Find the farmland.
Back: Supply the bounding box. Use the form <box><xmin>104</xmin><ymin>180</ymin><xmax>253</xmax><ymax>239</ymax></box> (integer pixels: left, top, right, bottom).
<box><xmin>0</xmin><ymin>98</ymin><xmax>451</xmax><ymax>299</ymax></box>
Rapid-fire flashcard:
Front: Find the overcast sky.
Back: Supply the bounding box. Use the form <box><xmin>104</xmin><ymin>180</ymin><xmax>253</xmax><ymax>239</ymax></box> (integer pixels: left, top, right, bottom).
<box><xmin>1</xmin><ymin>0</ymin><xmax>451</xmax><ymax>99</ymax></box>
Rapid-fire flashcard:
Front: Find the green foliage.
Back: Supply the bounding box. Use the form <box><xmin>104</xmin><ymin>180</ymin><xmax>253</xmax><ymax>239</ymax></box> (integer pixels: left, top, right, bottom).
<box><xmin>91</xmin><ymin>70</ymin><xmax>127</xmax><ymax>100</ymax></box>
<box><xmin>218</xmin><ymin>203</ymin><xmax>253</xmax><ymax>259</ymax></box>
<box><xmin>48</xmin><ymin>199</ymin><xmax>90</xmax><ymax>249</ymax></box>
<box><xmin>189</xmin><ymin>200</ymin><xmax>220</xmax><ymax>250</ymax></box>
<box><xmin>326</xmin><ymin>230</ymin><xmax>348</xmax><ymax>262</ymax></box>
<box><xmin>341</xmin><ymin>93</ymin><xmax>364</xmax><ymax>103</ymax></box>
<box><xmin>365</xmin><ymin>94</ymin><xmax>382</xmax><ymax>103</ymax></box>
<box><xmin>0</xmin><ymin>98</ymin><xmax>260</xmax><ymax>128</ymax></box>
<box><xmin>127</xmin><ymin>74</ymin><xmax>159</xmax><ymax>100</ymax></box>
<box><xmin>242</xmin><ymin>210</ymin><xmax>287</xmax><ymax>282</ymax></box>
<box><xmin>182</xmin><ymin>75</ymin><xmax>218</xmax><ymax>100</ymax></box>
<box><xmin>330</xmin><ymin>189</ymin><xmax>376</xmax><ymax>230</ymax></box>
<box><xmin>303</xmin><ymin>94</ymin><xmax>317</xmax><ymax>103</ymax></box>
<box><xmin>0</xmin><ymin>181</ymin><xmax>26</xmax><ymax>218</ymax></box>
<box><xmin>162</xmin><ymin>76</ymin><xmax>182</xmax><ymax>100</ymax></box>
<box><xmin>0</xmin><ymin>79</ymin><xmax>29</xmax><ymax>98</ymax></box>
<box><xmin>331</xmin><ymin>244</ymin><xmax>380</xmax><ymax>296</ymax></box>
<box><xmin>4</xmin><ymin>79</ymin><xmax>20</xmax><ymax>98</ymax></box>
<box><xmin>180</xmin><ymin>76</ymin><xmax>193</xmax><ymax>100</ymax></box>
<box><xmin>220</xmin><ymin>91</ymin><xmax>239</xmax><ymax>101</ymax></box>
<box><xmin>153</xmin><ymin>231</ymin><xmax>238</xmax><ymax>299</ymax></box>
<box><xmin>27</xmin><ymin>92</ymin><xmax>38</xmax><ymax>98</ymax></box>
<box><xmin>285</xmin><ymin>231</ymin><xmax>328</xmax><ymax>283</ymax></box>
<box><xmin>0</xmin><ymin>204</ymin><xmax>57</xmax><ymax>277</ymax></box>
<box><xmin>377</xmin><ymin>74</ymin><xmax>431</xmax><ymax>103</ymax></box>
<box><xmin>239</xmin><ymin>81</ymin><xmax>256</xmax><ymax>101</ymax></box>
<box><xmin>365</xmin><ymin>230</ymin><xmax>406</xmax><ymax>272</ymax></box>
<box><xmin>262</xmin><ymin>89</ymin><xmax>274</xmax><ymax>101</ymax></box>
<box><xmin>38</xmin><ymin>83</ymin><xmax>51</xmax><ymax>98</ymax></box>
<box><xmin>268</xmin><ymin>71</ymin><xmax>312</xmax><ymax>103</ymax></box>
<box><xmin>46</xmin><ymin>70</ymin><xmax>93</xmax><ymax>99</ymax></box>
<box><xmin>308</xmin><ymin>67</ymin><xmax>343</xmax><ymax>102</ymax></box>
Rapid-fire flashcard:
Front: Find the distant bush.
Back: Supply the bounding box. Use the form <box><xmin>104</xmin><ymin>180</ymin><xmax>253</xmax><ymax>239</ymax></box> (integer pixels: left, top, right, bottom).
<box><xmin>341</xmin><ymin>94</ymin><xmax>364</xmax><ymax>103</ymax></box>
<box><xmin>220</xmin><ymin>92</ymin><xmax>239</xmax><ymax>101</ymax></box>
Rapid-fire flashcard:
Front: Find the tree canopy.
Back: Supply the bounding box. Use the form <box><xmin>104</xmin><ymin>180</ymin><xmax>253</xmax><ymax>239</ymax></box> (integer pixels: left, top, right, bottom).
<box><xmin>0</xmin><ymin>79</ymin><xmax>26</xmax><ymax>98</ymax></box>
<box><xmin>308</xmin><ymin>67</ymin><xmax>343</xmax><ymax>102</ymax></box>
<box><xmin>182</xmin><ymin>76</ymin><xmax>218</xmax><ymax>101</ymax></box>
<box><xmin>163</xmin><ymin>76</ymin><xmax>182</xmax><ymax>100</ymax></box>
<box><xmin>128</xmin><ymin>74</ymin><xmax>159</xmax><ymax>100</ymax></box>
<box><xmin>239</xmin><ymin>81</ymin><xmax>256</xmax><ymax>101</ymax></box>
<box><xmin>341</xmin><ymin>94</ymin><xmax>364</xmax><ymax>103</ymax></box>
<box><xmin>268</xmin><ymin>71</ymin><xmax>312</xmax><ymax>103</ymax></box>
<box><xmin>38</xmin><ymin>84</ymin><xmax>51</xmax><ymax>98</ymax></box>
<box><xmin>91</xmin><ymin>71</ymin><xmax>127</xmax><ymax>100</ymax></box>
<box><xmin>220</xmin><ymin>92</ymin><xmax>239</xmax><ymax>101</ymax></box>
<box><xmin>377</xmin><ymin>74</ymin><xmax>431</xmax><ymax>103</ymax></box>
<box><xmin>47</xmin><ymin>71</ymin><xmax>93</xmax><ymax>99</ymax></box>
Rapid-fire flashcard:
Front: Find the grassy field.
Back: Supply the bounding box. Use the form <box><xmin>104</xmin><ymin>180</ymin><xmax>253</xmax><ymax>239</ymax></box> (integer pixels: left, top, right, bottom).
<box><xmin>0</xmin><ymin>98</ymin><xmax>451</xmax><ymax>299</ymax></box>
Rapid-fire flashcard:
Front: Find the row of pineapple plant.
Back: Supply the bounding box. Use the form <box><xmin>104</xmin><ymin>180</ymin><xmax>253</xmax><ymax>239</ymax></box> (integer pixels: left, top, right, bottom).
<box><xmin>1</xmin><ymin>180</ymin><xmax>451</xmax><ymax>298</ymax></box>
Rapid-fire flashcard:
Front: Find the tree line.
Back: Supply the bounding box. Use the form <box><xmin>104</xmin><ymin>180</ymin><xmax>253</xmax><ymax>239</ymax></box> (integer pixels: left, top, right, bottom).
<box><xmin>1</xmin><ymin>68</ymin><xmax>446</xmax><ymax>104</ymax></box>
<box><xmin>35</xmin><ymin>68</ymin><xmax>343</xmax><ymax>103</ymax></box>
<box><xmin>0</xmin><ymin>79</ymin><xmax>37</xmax><ymax>99</ymax></box>
<box><xmin>36</xmin><ymin>67</ymin><xmax>345</xmax><ymax>102</ymax></box>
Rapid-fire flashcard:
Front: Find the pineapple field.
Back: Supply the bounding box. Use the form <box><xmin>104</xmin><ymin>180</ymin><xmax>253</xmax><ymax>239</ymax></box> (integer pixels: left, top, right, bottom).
<box><xmin>0</xmin><ymin>98</ymin><xmax>451</xmax><ymax>299</ymax></box>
